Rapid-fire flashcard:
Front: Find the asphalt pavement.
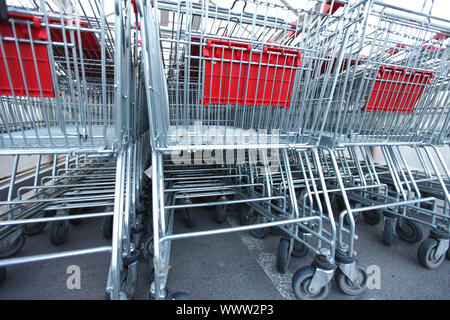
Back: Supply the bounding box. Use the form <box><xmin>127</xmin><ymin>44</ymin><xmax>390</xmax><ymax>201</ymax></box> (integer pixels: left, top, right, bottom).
<box><xmin>0</xmin><ymin>206</ymin><xmax>449</xmax><ymax>300</ymax></box>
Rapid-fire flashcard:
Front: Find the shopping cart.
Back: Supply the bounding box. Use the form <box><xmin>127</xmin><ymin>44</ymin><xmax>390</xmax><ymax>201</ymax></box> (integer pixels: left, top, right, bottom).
<box><xmin>0</xmin><ymin>0</ymin><xmax>149</xmax><ymax>300</ymax></box>
<box><xmin>313</xmin><ymin>0</ymin><xmax>450</xmax><ymax>272</ymax></box>
<box><xmin>138</xmin><ymin>0</ymin><xmax>370</xmax><ymax>299</ymax></box>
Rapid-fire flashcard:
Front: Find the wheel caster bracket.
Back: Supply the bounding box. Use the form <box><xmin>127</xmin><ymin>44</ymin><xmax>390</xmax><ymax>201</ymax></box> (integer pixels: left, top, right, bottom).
<box><xmin>435</xmin><ymin>238</ymin><xmax>449</xmax><ymax>259</ymax></box>
<box><xmin>308</xmin><ymin>268</ymin><xmax>334</xmax><ymax>294</ymax></box>
<box><xmin>337</xmin><ymin>261</ymin><xmax>359</xmax><ymax>285</ymax></box>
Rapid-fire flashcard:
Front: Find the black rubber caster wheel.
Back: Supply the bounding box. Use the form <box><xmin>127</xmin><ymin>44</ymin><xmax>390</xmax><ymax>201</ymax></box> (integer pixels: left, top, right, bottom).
<box><xmin>171</xmin><ymin>292</ymin><xmax>191</xmax><ymax>300</ymax></box>
<box><xmin>383</xmin><ymin>218</ymin><xmax>395</xmax><ymax>246</ymax></box>
<box><xmin>0</xmin><ymin>233</ymin><xmax>26</xmax><ymax>259</ymax></box>
<box><xmin>362</xmin><ymin>210</ymin><xmax>382</xmax><ymax>226</ymax></box>
<box><xmin>276</xmin><ymin>238</ymin><xmax>291</xmax><ymax>274</ymax></box>
<box><xmin>292</xmin><ymin>266</ymin><xmax>331</xmax><ymax>300</ymax></box>
<box><xmin>214</xmin><ymin>205</ymin><xmax>227</xmax><ymax>224</ymax></box>
<box><xmin>291</xmin><ymin>241</ymin><xmax>309</xmax><ymax>258</ymax></box>
<box><xmin>120</xmin><ymin>264</ymin><xmax>138</xmax><ymax>299</ymax></box>
<box><xmin>0</xmin><ymin>267</ymin><xmax>6</xmax><ymax>286</ymax></box>
<box><xmin>248</xmin><ymin>216</ymin><xmax>269</xmax><ymax>239</ymax></box>
<box><xmin>344</xmin><ymin>212</ymin><xmax>359</xmax><ymax>226</ymax></box>
<box><xmin>417</xmin><ymin>238</ymin><xmax>446</xmax><ymax>269</ymax></box>
<box><xmin>24</xmin><ymin>210</ymin><xmax>56</xmax><ymax>236</ymax></box>
<box><xmin>396</xmin><ymin>219</ymin><xmax>423</xmax><ymax>244</ymax></box>
<box><xmin>183</xmin><ymin>207</ymin><xmax>195</xmax><ymax>228</ymax></box>
<box><xmin>102</xmin><ymin>215</ymin><xmax>113</xmax><ymax>240</ymax></box>
<box><xmin>335</xmin><ymin>261</ymin><xmax>368</xmax><ymax>296</ymax></box>
<box><xmin>49</xmin><ymin>221</ymin><xmax>69</xmax><ymax>246</ymax></box>
<box><xmin>238</xmin><ymin>206</ymin><xmax>254</xmax><ymax>226</ymax></box>
<box><xmin>24</xmin><ymin>222</ymin><xmax>46</xmax><ymax>236</ymax></box>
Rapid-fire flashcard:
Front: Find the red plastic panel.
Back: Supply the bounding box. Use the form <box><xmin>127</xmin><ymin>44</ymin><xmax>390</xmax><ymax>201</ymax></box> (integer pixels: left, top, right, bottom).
<box><xmin>363</xmin><ymin>66</ymin><xmax>434</xmax><ymax>113</ymax></box>
<box><xmin>0</xmin><ymin>14</ymin><xmax>54</xmax><ymax>97</ymax></box>
<box><xmin>202</xmin><ymin>39</ymin><xmax>301</xmax><ymax>108</ymax></box>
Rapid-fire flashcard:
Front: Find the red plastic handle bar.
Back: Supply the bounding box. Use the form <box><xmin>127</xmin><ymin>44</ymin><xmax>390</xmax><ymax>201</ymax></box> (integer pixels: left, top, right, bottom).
<box><xmin>131</xmin><ymin>0</ymin><xmax>138</xmax><ymax>14</ymax></box>
<box><xmin>287</xmin><ymin>1</ymin><xmax>344</xmax><ymax>38</ymax></box>
<box><xmin>263</xmin><ymin>46</ymin><xmax>300</xmax><ymax>56</ymax></box>
<box><xmin>206</xmin><ymin>39</ymin><xmax>251</xmax><ymax>51</ymax></box>
<box><xmin>377</xmin><ymin>66</ymin><xmax>406</xmax><ymax>79</ymax></box>
<box><xmin>263</xmin><ymin>46</ymin><xmax>301</xmax><ymax>66</ymax></box>
<box><xmin>433</xmin><ymin>33</ymin><xmax>449</xmax><ymax>40</ymax></box>
<box><xmin>322</xmin><ymin>0</ymin><xmax>345</xmax><ymax>15</ymax></box>
<box><xmin>411</xmin><ymin>70</ymin><xmax>434</xmax><ymax>84</ymax></box>
<box><xmin>379</xmin><ymin>66</ymin><xmax>406</xmax><ymax>74</ymax></box>
<box><xmin>411</xmin><ymin>70</ymin><xmax>434</xmax><ymax>78</ymax></box>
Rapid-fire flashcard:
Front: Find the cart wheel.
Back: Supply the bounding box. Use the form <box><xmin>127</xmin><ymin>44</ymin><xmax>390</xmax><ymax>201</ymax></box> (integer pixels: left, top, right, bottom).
<box><xmin>417</xmin><ymin>238</ymin><xmax>446</xmax><ymax>269</ymax></box>
<box><xmin>238</xmin><ymin>206</ymin><xmax>254</xmax><ymax>226</ymax></box>
<box><xmin>171</xmin><ymin>292</ymin><xmax>191</xmax><ymax>300</ymax></box>
<box><xmin>24</xmin><ymin>222</ymin><xmax>47</xmax><ymax>236</ymax></box>
<box><xmin>0</xmin><ymin>267</ymin><xmax>6</xmax><ymax>286</ymax></box>
<box><xmin>102</xmin><ymin>215</ymin><xmax>113</xmax><ymax>240</ymax></box>
<box><xmin>214</xmin><ymin>205</ymin><xmax>227</xmax><ymax>224</ymax></box>
<box><xmin>49</xmin><ymin>221</ymin><xmax>69</xmax><ymax>246</ymax></box>
<box><xmin>183</xmin><ymin>207</ymin><xmax>195</xmax><ymax>228</ymax></box>
<box><xmin>276</xmin><ymin>238</ymin><xmax>291</xmax><ymax>274</ymax></box>
<box><xmin>344</xmin><ymin>212</ymin><xmax>360</xmax><ymax>226</ymax></box>
<box><xmin>0</xmin><ymin>233</ymin><xmax>26</xmax><ymax>259</ymax></box>
<box><xmin>383</xmin><ymin>218</ymin><xmax>395</xmax><ymax>246</ymax></box>
<box><xmin>121</xmin><ymin>264</ymin><xmax>138</xmax><ymax>299</ymax></box>
<box><xmin>24</xmin><ymin>210</ymin><xmax>56</xmax><ymax>236</ymax></box>
<box><xmin>292</xmin><ymin>266</ymin><xmax>331</xmax><ymax>300</ymax></box>
<box><xmin>396</xmin><ymin>219</ymin><xmax>423</xmax><ymax>244</ymax></box>
<box><xmin>291</xmin><ymin>241</ymin><xmax>309</xmax><ymax>258</ymax></box>
<box><xmin>362</xmin><ymin>210</ymin><xmax>382</xmax><ymax>225</ymax></box>
<box><xmin>335</xmin><ymin>261</ymin><xmax>368</xmax><ymax>296</ymax></box>
<box><xmin>248</xmin><ymin>216</ymin><xmax>269</xmax><ymax>239</ymax></box>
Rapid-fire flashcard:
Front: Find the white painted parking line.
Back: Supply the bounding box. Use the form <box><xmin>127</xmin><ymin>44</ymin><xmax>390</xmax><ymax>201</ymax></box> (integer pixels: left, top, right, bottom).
<box><xmin>227</xmin><ymin>215</ymin><xmax>296</xmax><ymax>300</ymax></box>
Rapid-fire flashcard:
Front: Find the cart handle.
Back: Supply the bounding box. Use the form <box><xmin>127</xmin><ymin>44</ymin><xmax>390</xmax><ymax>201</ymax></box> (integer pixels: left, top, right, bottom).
<box><xmin>287</xmin><ymin>1</ymin><xmax>345</xmax><ymax>38</ymax></box>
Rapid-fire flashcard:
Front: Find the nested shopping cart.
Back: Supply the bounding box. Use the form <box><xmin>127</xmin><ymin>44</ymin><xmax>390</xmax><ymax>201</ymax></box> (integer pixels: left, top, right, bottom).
<box><xmin>0</xmin><ymin>0</ymin><xmax>150</xmax><ymax>300</ymax></box>
<box><xmin>311</xmin><ymin>0</ymin><xmax>450</xmax><ymax>274</ymax></box>
<box><xmin>137</xmin><ymin>0</ymin><xmax>370</xmax><ymax>299</ymax></box>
